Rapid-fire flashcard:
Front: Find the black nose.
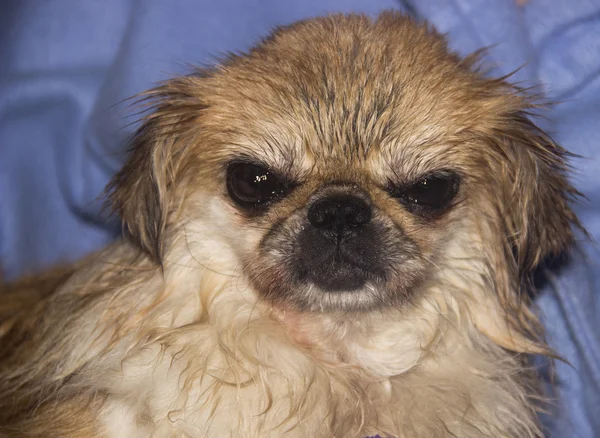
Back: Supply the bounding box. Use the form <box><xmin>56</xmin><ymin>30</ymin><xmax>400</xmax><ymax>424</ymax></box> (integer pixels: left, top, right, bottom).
<box><xmin>307</xmin><ymin>194</ymin><xmax>372</xmax><ymax>239</ymax></box>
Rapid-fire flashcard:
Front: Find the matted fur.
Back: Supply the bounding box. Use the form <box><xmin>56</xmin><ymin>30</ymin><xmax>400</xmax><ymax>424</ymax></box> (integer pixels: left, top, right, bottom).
<box><xmin>0</xmin><ymin>12</ymin><xmax>581</xmax><ymax>438</ymax></box>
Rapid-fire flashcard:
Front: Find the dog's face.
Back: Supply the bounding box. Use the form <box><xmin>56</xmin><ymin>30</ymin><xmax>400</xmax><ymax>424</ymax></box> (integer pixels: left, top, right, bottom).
<box><xmin>110</xmin><ymin>13</ymin><xmax>578</xmax><ymax>318</ymax></box>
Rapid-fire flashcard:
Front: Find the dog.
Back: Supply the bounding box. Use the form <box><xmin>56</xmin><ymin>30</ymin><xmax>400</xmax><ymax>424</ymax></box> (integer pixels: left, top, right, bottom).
<box><xmin>0</xmin><ymin>12</ymin><xmax>581</xmax><ymax>438</ymax></box>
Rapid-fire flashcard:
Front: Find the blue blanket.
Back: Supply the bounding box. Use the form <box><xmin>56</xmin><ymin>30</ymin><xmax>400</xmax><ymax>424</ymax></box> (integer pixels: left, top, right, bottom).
<box><xmin>1</xmin><ymin>1</ymin><xmax>598</xmax><ymax>435</ymax></box>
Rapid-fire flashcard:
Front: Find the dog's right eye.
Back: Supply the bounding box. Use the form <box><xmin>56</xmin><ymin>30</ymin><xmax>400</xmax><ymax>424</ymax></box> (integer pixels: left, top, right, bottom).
<box><xmin>226</xmin><ymin>162</ymin><xmax>290</xmax><ymax>209</ymax></box>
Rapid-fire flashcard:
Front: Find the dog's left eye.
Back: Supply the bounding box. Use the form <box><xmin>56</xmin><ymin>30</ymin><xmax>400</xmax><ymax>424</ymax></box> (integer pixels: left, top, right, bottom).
<box><xmin>227</xmin><ymin>162</ymin><xmax>290</xmax><ymax>209</ymax></box>
<box><xmin>389</xmin><ymin>171</ymin><xmax>460</xmax><ymax>215</ymax></box>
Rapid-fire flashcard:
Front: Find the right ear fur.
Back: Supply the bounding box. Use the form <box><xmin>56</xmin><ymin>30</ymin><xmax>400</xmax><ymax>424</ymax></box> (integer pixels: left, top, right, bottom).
<box><xmin>106</xmin><ymin>76</ymin><xmax>207</xmax><ymax>264</ymax></box>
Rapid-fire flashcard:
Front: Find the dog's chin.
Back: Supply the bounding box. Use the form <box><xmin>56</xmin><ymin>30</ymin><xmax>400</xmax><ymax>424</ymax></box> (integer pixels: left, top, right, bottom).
<box><xmin>293</xmin><ymin>282</ymin><xmax>397</xmax><ymax>313</ymax></box>
<box><xmin>251</xmin><ymin>265</ymin><xmax>420</xmax><ymax>313</ymax></box>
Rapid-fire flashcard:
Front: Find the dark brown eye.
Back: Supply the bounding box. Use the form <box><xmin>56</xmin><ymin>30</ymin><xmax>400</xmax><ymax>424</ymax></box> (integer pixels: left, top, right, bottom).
<box><xmin>389</xmin><ymin>171</ymin><xmax>460</xmax><ymax>215</ymax></box>
<box><xmin>226</xmin><ymin>162</ymin><xmax>291</xmax><ymax>209</ymax></box>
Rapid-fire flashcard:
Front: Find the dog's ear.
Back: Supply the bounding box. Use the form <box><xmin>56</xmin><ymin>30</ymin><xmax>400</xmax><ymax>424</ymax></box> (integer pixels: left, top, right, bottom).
<box><xmin>471</xmin><ymin>100</ymin><xmax>583</xmax><ymax>354</ymax></box>
<box><xmin>492</xmin><ymin>109</ymin><xmax>582</xmax><ymax>279</ymax></box>
<box><xmin>106</xmin><ymin>77</ymin><xmax>206</xmax><ymax>265</ymax></box>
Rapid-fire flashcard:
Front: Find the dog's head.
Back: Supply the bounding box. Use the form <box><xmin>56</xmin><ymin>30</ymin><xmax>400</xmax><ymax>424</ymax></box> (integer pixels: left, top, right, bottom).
<box><xmin>108</xmin><ymin>13</ymin><xmax>579</xmax><ymax>341</ymax></box>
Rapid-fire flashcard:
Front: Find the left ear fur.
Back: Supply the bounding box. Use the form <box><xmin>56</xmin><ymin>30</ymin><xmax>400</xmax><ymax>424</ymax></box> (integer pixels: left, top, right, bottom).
<box><xmin>496</xmin><ymin>111</ymin><xmax>582</xmax><ymax>277</ymax></box>
<box><xmin>471</xmin><ymin>93</ymin><xmax>583</xmax><ymax>353</ymax></box>
<box><xmin>106</xmin><ymin>76</ymin><xmax>207</xmax><ymax>264</ymax></box>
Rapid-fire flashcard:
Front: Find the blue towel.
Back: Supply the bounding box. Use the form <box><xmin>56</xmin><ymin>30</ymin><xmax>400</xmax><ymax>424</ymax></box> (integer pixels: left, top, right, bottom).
<box><xmin>1</xmin><ymin>1</ymin><xmax>598</xmax><ymax>435</ymax></box>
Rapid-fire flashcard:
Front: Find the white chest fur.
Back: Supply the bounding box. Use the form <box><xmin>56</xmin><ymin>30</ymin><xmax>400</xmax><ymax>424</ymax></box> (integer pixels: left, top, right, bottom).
<box><xmin>87</xmin><ymin>268</ymin><xmax>537</xmax><ymax>438</ymax></box>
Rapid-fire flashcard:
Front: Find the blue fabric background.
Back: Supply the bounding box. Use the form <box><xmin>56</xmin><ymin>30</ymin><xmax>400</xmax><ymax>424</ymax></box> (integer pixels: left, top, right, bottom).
<box><xmin>1</xmin><ymin>1</ymin><xmax>598</xmax><ymax>436</ymax></box>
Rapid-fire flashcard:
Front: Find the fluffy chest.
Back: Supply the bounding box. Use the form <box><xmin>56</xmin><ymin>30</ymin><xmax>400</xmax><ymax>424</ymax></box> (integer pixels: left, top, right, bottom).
<box><xmin>96</xmin><ymin>321</ymin><xmax>407</xmax><ymax>438</ymax></box>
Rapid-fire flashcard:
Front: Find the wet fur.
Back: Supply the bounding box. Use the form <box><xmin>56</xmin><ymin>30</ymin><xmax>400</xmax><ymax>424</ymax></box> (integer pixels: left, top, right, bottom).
<box><xmin>0</xmin><ymin>12</ymin><xmax>581</xmax><ymax>437</ymax></box>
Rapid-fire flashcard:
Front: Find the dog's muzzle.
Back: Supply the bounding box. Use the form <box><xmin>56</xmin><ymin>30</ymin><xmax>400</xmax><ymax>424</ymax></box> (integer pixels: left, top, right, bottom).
<box><xmin>297</xmin><ymin>191</ymin><xmax>384</xmax><ymax>291</ymax></box>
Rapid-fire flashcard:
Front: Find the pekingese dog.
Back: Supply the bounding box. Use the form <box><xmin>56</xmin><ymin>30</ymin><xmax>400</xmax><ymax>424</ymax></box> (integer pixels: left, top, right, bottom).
<box><xmin>0</xmin><ymin>12</ymin><xmax>581</xmax><ymax>438</ymax></box>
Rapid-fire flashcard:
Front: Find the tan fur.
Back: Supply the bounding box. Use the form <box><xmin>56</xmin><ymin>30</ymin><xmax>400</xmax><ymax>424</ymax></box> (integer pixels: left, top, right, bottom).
<box><xmin>0</xmin><ymin>12</ymin><xmax>580</xmax><ymax>437</ymax></box>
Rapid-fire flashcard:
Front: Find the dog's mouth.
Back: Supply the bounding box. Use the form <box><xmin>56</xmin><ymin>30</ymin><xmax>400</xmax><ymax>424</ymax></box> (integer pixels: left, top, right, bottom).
<box><xmin>296</xmin><ymin>231</ymin><xmax>386</xmax><ymax>292</ymax></box>
<box><xmin>297</xmin><ymin>255</ymin><xmax>372</xmax><ymax>291</ymax></box>
<box><xmin>252</xmin><ymin>230</ymin><xmax>423</xmax><ymax>311</ymax></box>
